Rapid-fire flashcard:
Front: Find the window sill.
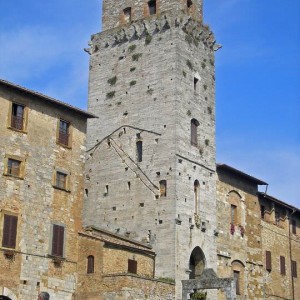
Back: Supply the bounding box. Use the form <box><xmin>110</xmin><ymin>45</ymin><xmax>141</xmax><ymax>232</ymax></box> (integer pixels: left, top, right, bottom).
<box><xmin>3</xmin><ymin>173</ymin><xmax>24</xmax><ymax>180</ymax></box>
<box><xmin>7</xmin><ymin>126</ymin><xmax>27</xmax><ymax>134</ymax></box>
<box><xmin>53</xmin><ymin>185</ymin><xmax>71</xmax><ymax>193</ymax></box>
<box><xmin>56</xmin><ymin>141</ymin><xmax>72</xmax><ymax>150</ymax></box>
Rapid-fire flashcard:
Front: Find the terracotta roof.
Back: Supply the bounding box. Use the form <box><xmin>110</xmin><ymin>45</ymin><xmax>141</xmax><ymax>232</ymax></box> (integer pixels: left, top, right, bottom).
<box><xmin>0</xmin><ymin>78</ymin><xmax>97</xmax><ymax>118</ymax></box>
<box><xmin>217</xmin><ymin>163</ymin><xmax>268</xmax><ymax>185</ymax></box>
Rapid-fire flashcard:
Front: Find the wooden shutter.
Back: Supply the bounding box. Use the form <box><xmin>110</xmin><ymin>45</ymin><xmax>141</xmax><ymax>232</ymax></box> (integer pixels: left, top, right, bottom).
<box><xmin>52</xmin><ymin>225</ymin><xmax>64</xmax><ymax>257</ymax></box>
<box><xmin>128</xmin><ymin>259</ymin><xmax>137</xmax><ymax>274</ymax></box>
<box><xmin>280</xmin><ymin>256</ymin><xmax>286</xmax><ymax>275</ymax></box>
<box><xmin>87</xmin><ymin>255</ymin><xmax>94</xmax><ymax>274</ymax></box>
<box><xmin>292</xmin><ymin>260</ymin><xmax>297</xmax><ymax>278</ymax></box>
<box><xmin>266</xmin><ymin>251</ymin><xmax>272</xmax><ymax>271</ymax></box>
<box><xmin>2</xmin><ymin>215</ymin><xmax>18</xmax><ymax>248</ymax></box>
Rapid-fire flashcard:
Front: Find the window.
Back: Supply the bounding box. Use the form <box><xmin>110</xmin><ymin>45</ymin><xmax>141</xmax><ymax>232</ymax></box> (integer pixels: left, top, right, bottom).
<box><xmin>191</xmin><ymin>119</ymin><xmax>199</xmax><ymax>146</ymax></box>
<box><xmin>148</xmin><ymin>0</ymin><xmax>156</xmax><ymax>15</ymax></box>
<box><xmin>55</xmin><ymin>171</ymin><xmax>67</xmax><ymax>190</ymax></box>
<box><xmin>194</xmin><ymin>77</ymin><xmax>199</xmax><ymax>92</ymax></box>
<box><xmin>136</xmin><ymin>141</ymin><xmax>143</xmax><ymax>162</ymax></box>
<box><xmin>280</xmin><ymin>256</ymin><xmax>286</xmax><ymax>275</ymax></box>
<box><xmin>87</xmin><ymin>255</ymin><xmax>95</xmax><ymax>274</ymax></box>
<box><xmin>123</xmin><ymin>7</ymin><xmax>132</xmax><ymax>23</ymax></box>
<box><xmin>51</xmin><ymin>224</ymin><xmax>65</xmax><ymax>257</ymax></box>
<box><xmin>128</xmin><ymin>259</ymin><xmax>137</xmax><ymax>274</ymax></box>
<box><xmin>2</xmin><ymin>214</ymin><xmax>18</xmax><ymax>249</ymax></box>
<box><xmin>7</xmin><ymin>158</ymin><xmax>21</xmax><ymax>177</ymax></box>
<box><xmin>58</xmin><ymin>119</ymin><xmax>70</xmax><ymax>147</ymax></box>
<box><xmin>266</xmin><ymin>251</ymin><xmax>272</xmax><ymax>271</ymax></box>
<box><xmin>260</xmin><ymin>205</ymin><xmax>265</xmax><ymax>219</ymax></box>
<box><xmin>275</xmin><ymin>207</ymin><xmax>280</xmax><ymax>225</ymax></box>
<box><xmin>233</xmin><ymin>271</ymin><xmax>240</xmax><ymax>295</ymax></box>
<box><xmin>231</xmin><ymin>205</ymin><xmax>237</xmax><ymax>224</ymax></box>
<box><xmin>11</xmin><ymin>103</ymin><xmax>25</xmax><ymax>130</ymax></box>
<box><xmin>159</xmin><ymin>180</ymin><xmax>167</xmax><ymax>197</ymax></box>
<box><xmin>194</xmin><ymin>180</ymin><xmax>200</xmax><ymax>214</ymax></box>
<box><xmin>292</xmin><ymin>260</ymin><xmax>297</xmax><ymax>278</ymax></box>
<box><xmin>187</xmin><ymin>0</ymin><xmax>193</xmax><ymax>9</ymax></box>
<box><xmin>292</xmin><ymin>219</ymin><xmax>296</xmax><ymax>234</ymax></box>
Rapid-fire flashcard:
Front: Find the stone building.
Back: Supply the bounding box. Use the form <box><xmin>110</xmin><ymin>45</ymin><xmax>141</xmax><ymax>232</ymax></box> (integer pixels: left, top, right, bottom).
<box><xmin>0</xmin><ymin>79</ymin><xmax>175</xmax><ymax>300</ymax></box>
<box><xmin>0</xmin><ymin>79</ymin><xmax>95</xmax><ymax>299</ymax></box>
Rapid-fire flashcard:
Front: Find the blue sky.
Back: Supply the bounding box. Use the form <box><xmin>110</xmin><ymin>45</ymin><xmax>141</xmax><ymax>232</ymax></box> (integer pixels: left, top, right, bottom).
<box><xmin>0</xmin><ymin>0</ymin><xmax>299</xmax><ymax>208</ymax></box>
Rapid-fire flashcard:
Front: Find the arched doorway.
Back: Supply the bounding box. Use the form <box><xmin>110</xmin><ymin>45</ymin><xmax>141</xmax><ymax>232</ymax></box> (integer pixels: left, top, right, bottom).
<box><xmin>0</xmin><ymin>296</ymin><xmax>12</xmax><ymax>300</ymax></box>
<box><xmin>189</xmin><ymin>246</ymin><xmax>206</xmax><ymax>279</ymax></box>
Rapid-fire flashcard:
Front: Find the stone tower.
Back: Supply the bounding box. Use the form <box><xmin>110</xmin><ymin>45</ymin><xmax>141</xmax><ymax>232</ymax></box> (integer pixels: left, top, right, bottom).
<box><xmin>85</xmin><ymin>0</ymin><xmax>218</xmax><ymax>297</ymax></box>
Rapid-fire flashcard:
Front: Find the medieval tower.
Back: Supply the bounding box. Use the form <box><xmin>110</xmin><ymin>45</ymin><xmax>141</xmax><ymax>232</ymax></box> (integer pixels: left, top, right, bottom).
<box><xmin>84</xmin><ymin>0</ymin><xmax>219</xmax><ymax>297</ymax></box>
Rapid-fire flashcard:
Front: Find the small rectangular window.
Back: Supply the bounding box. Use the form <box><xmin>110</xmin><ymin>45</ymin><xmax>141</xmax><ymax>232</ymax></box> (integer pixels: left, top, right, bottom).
<box><xmin>128</xmin><ymin>259</ymin><xmax>137</xmax><ymax>274</ymax></box>
<box><xmin>292</xmin><ymin>219</ymin><xmax>296</xmax><ymax>234</ymax></box>
<box><xmin>52</xmin><ymin>224</ymin><xmax>64</xmax><ymax>257</ymax></box>
<box><xmin>7</xmin><ymin>158</ymin><xmax>21</xmax><ymax>177</ymax></box>
<box><xmin>148</xmin><ymin>0</ymin><xmax>156</xmax><ymax>15</ymax></box>
<box><xmin>87</xmin><ymin>255</ymin><xmax>95</xmax><ymax>274</ymax></box>
<box><xmin>280</xmin><ymin>256</ymin><xmax>286</xmax><ymax>275</ymax></box>
<box><xmin>191</xmin><ymin>119</ymin><xmax>199</xmax><ymax>146</ymax></box>
<box><xmin>233</xmin><ymin>271</ymin><xmax>240</xmax><ymax>295</ymax></box>
<box><xmin>2</xmin><ymin>214</ymin><xmax>18</xmax><ymax>249</ymax></box>
<box><xmin>187</xmin><ymin>0</ymin><xmax>193</xmax><ymax>9</ymax></box>
<box><xmin>11</xmin><ymin>103</ymin><xmax>25</xmax><ymax>130</ymax></box>
<box><xmin>292</xmin><ymin>260</ymin><xmax>297</xmax><ymax>278</ymax></box>
<box><xmin>56</xmin><ymin>171</ymin><xmax>67</xmax><ymax>190</ymax></box>
<box><xmin>58</xmin><ymin>119</ymin><xmax>70</xmax><ymax>147</ymax></box>
<box><xmin>275</xmin><ymin>208</ymin><xmax>280</xmax><ymax>225</ymax></box>
<box><xmin>266</xmin><ymin>251</ymin><xmax>272</xmax><ymax>271</ymax></box>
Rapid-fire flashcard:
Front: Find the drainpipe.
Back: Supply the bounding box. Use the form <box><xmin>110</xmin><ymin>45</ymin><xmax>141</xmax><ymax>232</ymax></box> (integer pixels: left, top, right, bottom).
<box><xmin>288</xmin><ymin>209</ymin><xmax>296</xmax><ymax>300</ymax></box>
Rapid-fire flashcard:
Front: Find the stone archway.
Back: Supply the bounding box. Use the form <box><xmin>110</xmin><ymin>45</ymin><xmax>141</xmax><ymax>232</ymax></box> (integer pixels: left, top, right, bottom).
<box><xmin>189</xmin><ymin>246</ymin><xmax>205</xmax><ymax>279</ymax></box>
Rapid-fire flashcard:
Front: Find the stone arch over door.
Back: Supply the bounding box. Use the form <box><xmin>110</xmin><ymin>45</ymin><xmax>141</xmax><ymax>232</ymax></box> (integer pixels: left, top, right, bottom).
<box><xmin>189</xmin><ymin>246</ymin><xmax>206</xmax><ymax>279</ymax></box>
<box><xmin>0</xmin><ymin>287</ymin><xmax>16</xmax><ymax>300</ymax></box>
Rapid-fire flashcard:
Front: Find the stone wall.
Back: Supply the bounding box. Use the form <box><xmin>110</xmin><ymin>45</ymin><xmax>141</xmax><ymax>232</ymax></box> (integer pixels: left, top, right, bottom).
<box><xmin>0</xmin><ymin>83</ymin><xmax>89</xmax><ymax>300</ymax></box>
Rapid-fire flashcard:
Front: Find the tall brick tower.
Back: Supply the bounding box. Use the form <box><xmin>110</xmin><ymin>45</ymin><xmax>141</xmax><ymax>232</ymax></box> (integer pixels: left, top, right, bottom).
<box><xmin>85</xmin><ymin>0</ymin><xmax>219</xmax><ymax>297</ymax></box>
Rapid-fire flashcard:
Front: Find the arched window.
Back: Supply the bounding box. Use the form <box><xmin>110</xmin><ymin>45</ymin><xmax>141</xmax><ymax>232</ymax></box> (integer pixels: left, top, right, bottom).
<box><xmin>189</xmin><ymin>246</ymin><xmax>205</xmax><ymax>279</ymax></box>
<box><xmin>228</xmin><ymin>191</ymin><xmax>242</xmax><ymax>225</ymax></box>
<box><xmin>194</xmin><ymin>180</ymin><xmax>200</xmax><ymax>214</ymax></box>
<box><xmin>87</xmin><ymin>255</ymin><xmax>94</xmax><ymax>274</ymax></box>
<box><xmin>191</xmin><ymin>119</ymin><xmax>199</xmax><ymax>146</ymax></box>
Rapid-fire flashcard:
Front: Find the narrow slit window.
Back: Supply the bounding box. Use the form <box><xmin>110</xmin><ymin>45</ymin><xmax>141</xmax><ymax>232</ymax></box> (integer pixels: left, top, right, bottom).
<box><xmin>266</xmin><ymin>251</ymin><xmax>272</xmax><ymax>271</ymax></box>
<box><xmin>194</xmin><ymin>180</ymin><xmax>200</xmax><ymax>214</ymax></box>
<box><xmin>136</xmin><ymin>141</ymin><xmax>143</xmax><ymax>162</ymax></box>
<box><xmin>280</xmin><ymin>256</ymin><xmax>286</xmax><ymax>275</ymax></box>
<box><xmin>159</xmin><ymin>180</ymin><xmax>167</xmax><ymax>197</ymax></box>
<box><xmin>148</xmin><ymin>0</ymin><xmax>156</xmax><ymax>15</ymax></box>
<box><xmin>191</xmin><ymin>119</ymin><xmax>199</xmax><ymax>146</ymax></box>
<box><xmin>194</xmin><ymin>77</ymin><xmax>199</xmax><ymax>91</ymax></box>
<box><xmin>11</xmin><ymin>103</ymin><xmax>25</xmax><ymax>130</ymax></box>
<box><xmin>292</xmin><ymin>260</ymin><xmax>297</xmax><ymax>278</ymax></box>
<box><xmin>260</xmin><ymin>205</ymin><xmax>265</xmax><ymax>219</ymax></box>
<box><xmin>292</xmin><ymin>219</ymin><xmax>296</xmax><ymax>234</ymax></box>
